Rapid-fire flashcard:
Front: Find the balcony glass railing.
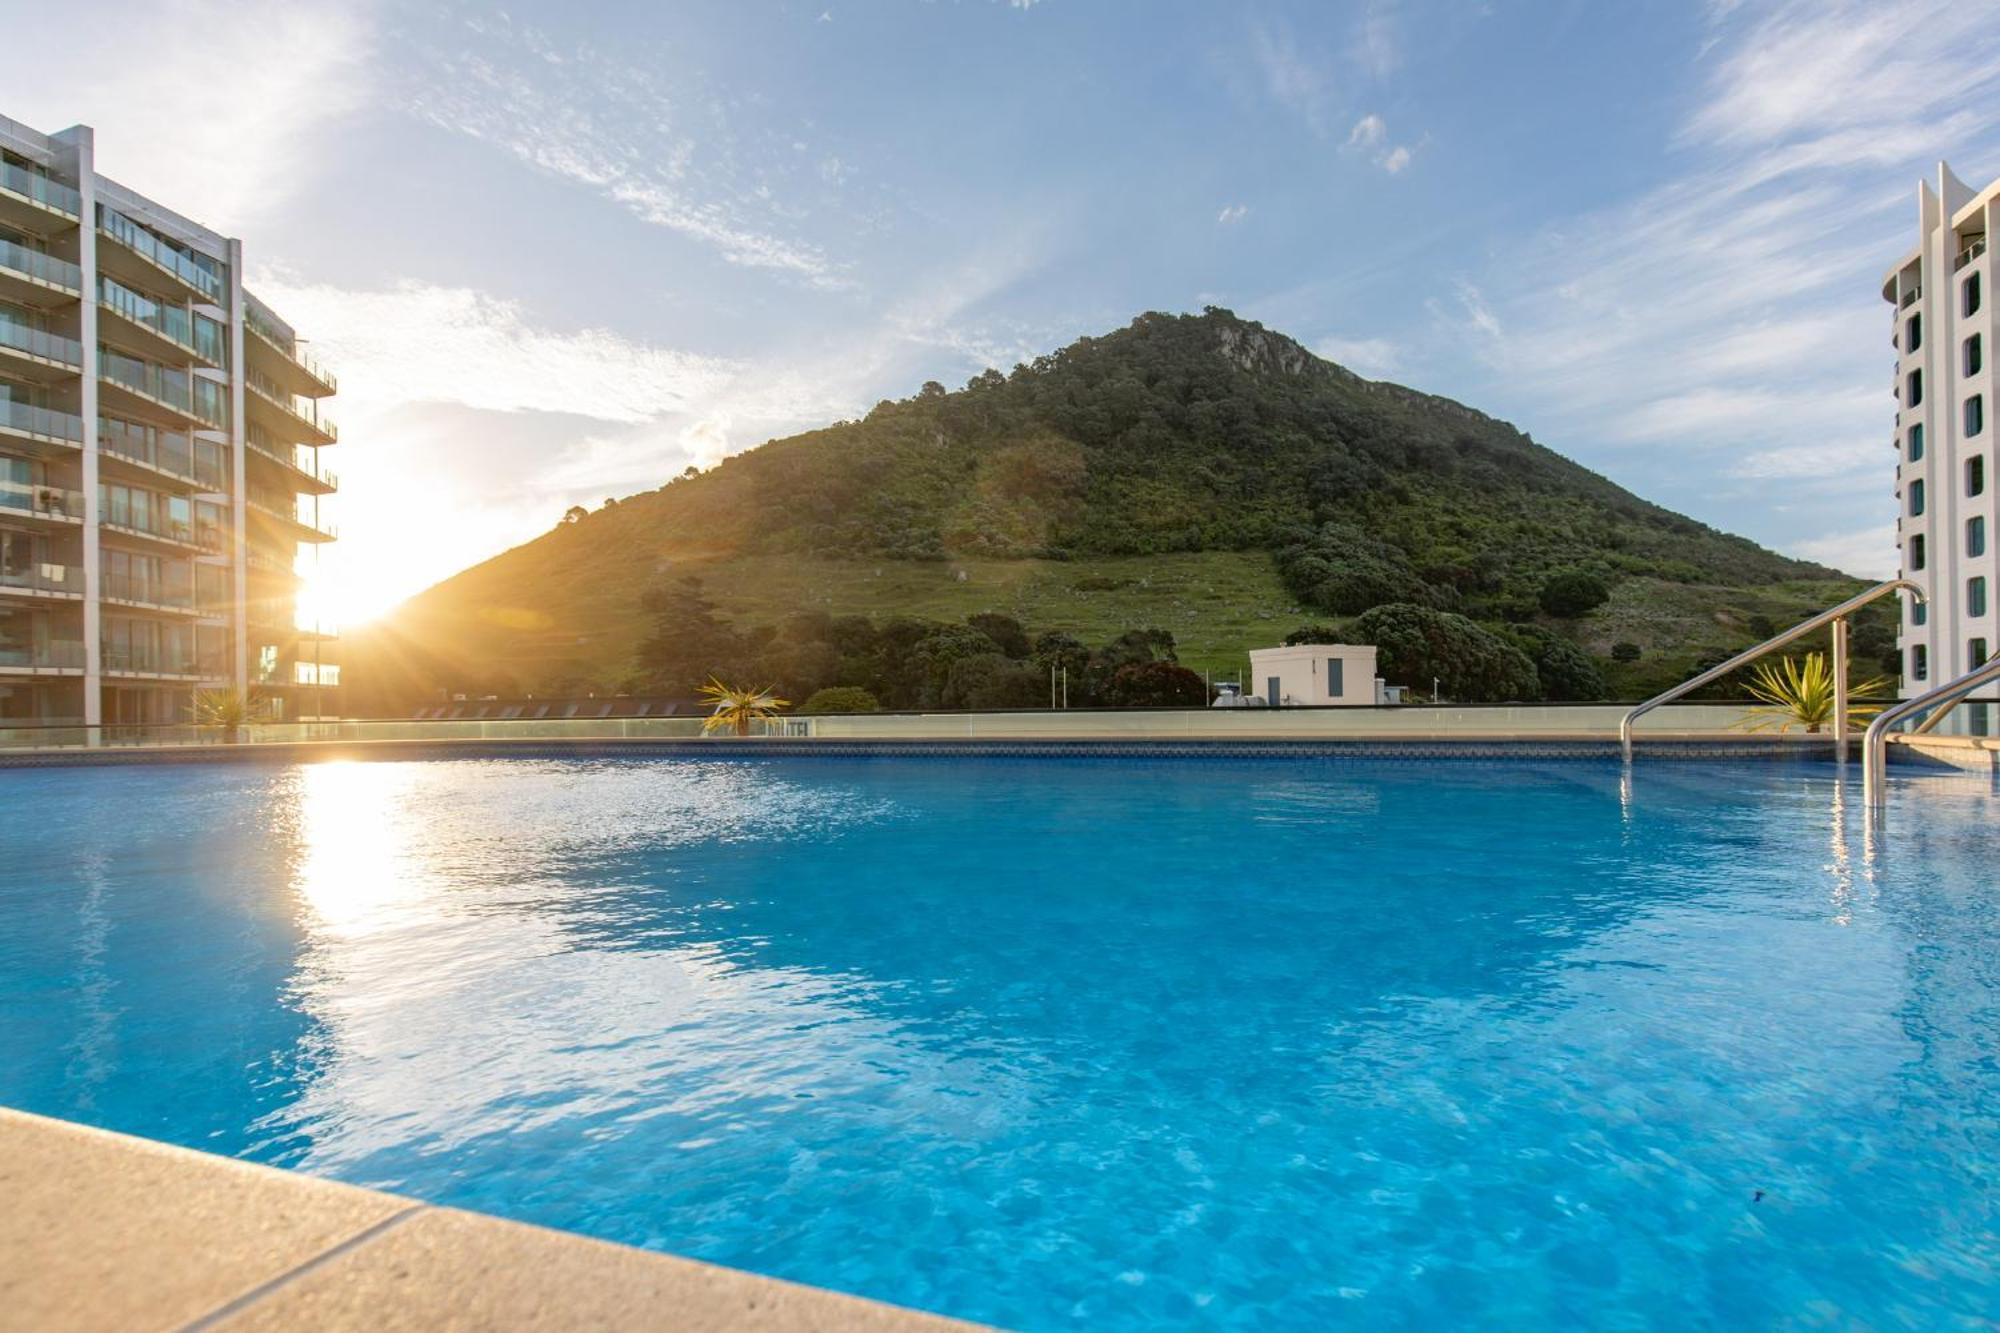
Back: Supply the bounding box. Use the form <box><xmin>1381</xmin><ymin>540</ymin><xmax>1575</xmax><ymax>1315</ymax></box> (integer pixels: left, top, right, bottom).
<box><xmin>245</xmin><ymin>369</ymin><xmax>336</xmax><ymax>439</ymax></box>
<box><xmin>0</xmin><ymin>310</ymin><xmax>83</xmax><ymax>366</ymax></box>
<box><xmin>0</xmin><ymin>401</ymin><xmax>84</xmax><ymax>443</ymax></box>
<box><xmin>101</xmin><ymin>647</ymin><xmax>199</xmax><ymax>675</ymax></box>
<box><xmin>0</xmin><ymin>237</ymin><xmax>82</xmax><ymax>291</ymax></box>
<box><xmin>97</xmin><ymin>415</ymin><xmax>196</xmax><ymax>482</ymax></box>
<box><xmin>245</xmin><ymin>430</ymin><xmax>333</xmax><ymax>487</ymax></box>
<box><xmin>243</xmin><ymin>303</ymin><xmax>336</xmax><ymax>392</ymax></box>
<box><xmin>97</xmin><ymin>206</ymin><xmax>224</xmax><ymax>303</ymax></box>
<box><xmin>0</xmin><ymin>639</ymin><xmax>86</xmax><ymax>669</ymax></box>
<box><xmin>99</xmin><ymin>276</ymin><xmax>198</xmax><ymax>354</ymax></box>
<box><xmin>0</xmin><ymin>563</ymin><xmax>83</xmax><ymax>596</ymax></box>
<box><xmin>0</xmin><ymin>161</ymin><xmax>81</xmax><ymax>217</ymax></box>
<box><xmin>98</xmin><ymin>345</ymin><xmax>197</xmax><ymax>417</ymax></box>
<box><xmin>102</xmin><ymin>573</ymin><xmax>194</xmax><ymax>608</ymax></box>
<box><xmin>0</xmin><ymin>479</ymin><xmax>84</xmax><ymax>520</ymax></box>
<box><xmin>1957</xmin><ymin>237</ymin><xmax>1989</xmax><ymax>272</ymax></box>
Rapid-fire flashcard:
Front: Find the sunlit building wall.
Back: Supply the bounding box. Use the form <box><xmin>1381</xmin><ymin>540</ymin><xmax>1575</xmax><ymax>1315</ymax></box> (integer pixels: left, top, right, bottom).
<box><xmin>0</xmin><ymin>112</ymin><xmax>339</xmax><ymax>730</ymax></box>
<box><xmin>1886</xmin><ymin>164</ymin><xmax>1997</xmax><ymax>710</ymax></box>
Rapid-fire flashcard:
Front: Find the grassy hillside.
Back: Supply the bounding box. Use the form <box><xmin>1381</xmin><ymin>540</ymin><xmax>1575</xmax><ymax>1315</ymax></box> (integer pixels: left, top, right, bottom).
<box><xmin>346</xmin><ymin>309</ymin><xmax>1869</xmax><ymax>712</ymax></box>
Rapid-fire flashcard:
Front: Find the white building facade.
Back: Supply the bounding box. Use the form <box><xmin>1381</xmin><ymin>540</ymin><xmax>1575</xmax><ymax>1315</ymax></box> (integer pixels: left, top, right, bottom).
<box><xmin>1886</xmin><ymin>164</ymin><xmax>1996</xmax><ymax>714</ymax></box>
<box><xmin>0</xmin><ymin>113</ymin><xmax>339</xmax><ymax>732</ymax></box>
<box><xmin>1246</xmin><ymin>643</ymin><xmax>1384</xmax><ymax>706</ymax></box>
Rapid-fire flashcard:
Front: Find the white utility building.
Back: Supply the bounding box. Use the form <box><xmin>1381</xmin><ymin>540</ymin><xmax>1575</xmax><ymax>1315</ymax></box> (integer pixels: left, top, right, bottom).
<box><xmin>1246</xmin><ymin>643</ymin><xmax>1386</xmax><ymax>706</ymax></box>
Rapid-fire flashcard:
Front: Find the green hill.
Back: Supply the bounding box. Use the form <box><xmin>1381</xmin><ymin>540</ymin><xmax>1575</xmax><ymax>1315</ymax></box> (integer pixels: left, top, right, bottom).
<box><xmin>345</xmin><ymin>308</ymin><xmax>1873</xmax><ymax>713</ymax></box>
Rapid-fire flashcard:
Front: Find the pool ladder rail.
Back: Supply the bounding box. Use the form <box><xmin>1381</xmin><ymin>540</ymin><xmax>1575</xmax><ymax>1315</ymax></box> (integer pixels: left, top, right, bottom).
<box><xmin>1862</xmin><ymin>652</ymin><xmax>2000</xmax><ymax>810</ymax></box>
<box><xmin>1618</xmin><ymin>579</ymin><xmax>1926</xmax><ymax>764</ymax></box>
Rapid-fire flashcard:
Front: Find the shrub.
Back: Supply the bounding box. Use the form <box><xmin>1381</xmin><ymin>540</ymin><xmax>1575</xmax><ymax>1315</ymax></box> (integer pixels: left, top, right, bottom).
<box><xmin>1351</xmin><ymin>603</ymin><xmax>1541</xmax><ymax>702</ymax></box>
<box><xmin>798</xmin><ymin>686</ymin><xmax>880</xmax><ymax>715</ymax></box>
<box><xmin>1513</xmin><ymin>630</ymin><xmax>1608</xmax><ymax>701</ymax></box>
<box><xmin>1611</xmin><ymin>641</ymin><xmax>1642</xmax><ymax>663</ymax></box>
<box><xmin>1538</xmin><ymin>571</ymin><xmax>1610</xmax><ymax>618</ymax></box>
<box><xmin>943</xmin><ymin>654</ymin><xmax>1045</xmax><ymax>709</ymax></box>
<box><xmin>1104</xmin><ymin>661</ymin><xmax>1208</xmax><ymax>707</ymax></box>
<box><xmin>1283</xmin><ymin>624</ymin><xmax>1342</xmax><ymax>646</ymax></box>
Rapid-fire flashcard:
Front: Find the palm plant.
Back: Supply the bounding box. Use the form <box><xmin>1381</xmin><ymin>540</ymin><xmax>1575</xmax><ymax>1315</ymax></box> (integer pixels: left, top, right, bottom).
<box><xmin>189</xmin><ymin>687</ymin><xmax>261</xmax><ymax>743</ymax></box>
<box><xmin>698</xmin><ymin>678</ymin><xmax>790</xmax><ymax>737</ymax></box>
<box><xmin>1737</xmin><ymin>652</ymin><xmax>1888</xmax><ymax>733</ymax></box>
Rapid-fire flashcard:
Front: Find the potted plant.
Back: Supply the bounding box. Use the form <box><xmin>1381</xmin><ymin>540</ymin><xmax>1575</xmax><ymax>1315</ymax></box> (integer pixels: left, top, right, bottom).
<box><xmin>698</xmin><ymin>678</ymin><xmax>790</xmax><ymax>737</ymax></box>
<box><xmin>189</xmin><ymin>687</ymin><xmax>262</xmax><ymax>744</ymax></box>
<box><xmin>1737</xmin><ymin>652</ymin><xmax>1888</xmax><ymax>733</ymax></box>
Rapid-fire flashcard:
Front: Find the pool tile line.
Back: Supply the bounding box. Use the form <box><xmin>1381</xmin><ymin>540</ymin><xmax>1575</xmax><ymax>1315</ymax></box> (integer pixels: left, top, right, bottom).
<box><xmin>175</xmin><ymin>1203</ymin><xmax>430</xmax><ymax>1332</ymax></box>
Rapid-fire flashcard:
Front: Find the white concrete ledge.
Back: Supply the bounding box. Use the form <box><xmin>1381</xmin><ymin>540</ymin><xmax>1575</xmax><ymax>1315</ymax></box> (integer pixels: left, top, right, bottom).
<box><xmin>0</xmin><ymin>1108</ymin><xmax>987</xmax><ymax>1332</ymax></box>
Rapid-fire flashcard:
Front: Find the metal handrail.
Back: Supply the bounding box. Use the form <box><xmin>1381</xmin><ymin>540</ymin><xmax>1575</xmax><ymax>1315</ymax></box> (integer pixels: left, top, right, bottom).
<box><xmin>1863</xmin><ymin>655</ymin><xmax>2000</xmax><ymax>809</ymax></box>
<box><xmin>1619</xmin><ymin>579</ymin><xmax>1925</xmax><ymax>761</ymax></box>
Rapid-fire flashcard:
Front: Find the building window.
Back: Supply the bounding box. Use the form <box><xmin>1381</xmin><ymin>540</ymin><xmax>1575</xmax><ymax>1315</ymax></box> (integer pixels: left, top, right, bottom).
<box><xmin>1972</xmin><ymin>576</ymin><xmax>1989</xmax><ymax>619</ymax></box>
<box><xmin>1910</xmin><ymin>478</ymin><xmax>1925</xmax><ymax>516</ymax></box>
<box><xmin>1908</xmin><ymin>313</ymin><xmax>1922</xmax><ymax>352</ymax></box>
<box><xmin>1969</xmin><ymin>395</ymin><xmax>1986</xmax><ymax>437</ymax></box>
<box><xmin>1912</xmin><ymin>596</ymin><xmax>1928</xmax><ymax>626</ymax></box>
<box><xmin>1911</xmin><ymin>533</ymin><xmax>1927</xmax><ymax>570</ymax></box>
<box><xmin>1909</xmin><ymin>369</ymin><xmax>1924</xmax><ymax>406</ymax></box>
<box><xmin>1972</xmin><ymin>515</ymin><xmax>1989</xmax><ymax>558</ymax></box>
<box><xmin>1972</xmin><ymin>455</ymin><xmax>1988</xmax><ymax>496</ymax></box>
<box><xmin>1909</xmin><ymin>422</ymin><xmax>1925</xmax><ymax>460</ymax></box>
<box><xmin>1969</xmin><ymin>333</ymin><xmax>1985</xmax><ymax>377</ymax></box>
<box><xmin>1974</xmin><ymin>638</ymin><xmax>1991</xmax><ymax>669</ymax></box>
<box><xmin>1967</xmin><ymin>270</ymin><xmax>1983</xmax><ymax>318</ymax></box>
<box><xmin>1913</xmin><ymin>644</ymin><xmax>1929</xmax><ymax>681</ymax></box>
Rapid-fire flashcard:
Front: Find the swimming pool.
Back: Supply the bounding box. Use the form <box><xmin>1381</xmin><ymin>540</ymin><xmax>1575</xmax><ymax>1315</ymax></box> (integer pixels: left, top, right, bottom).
<box><xmin>1</xmin><ymin>754</ymin><xmax>1995</xmax><ymax>1328</ymax></box>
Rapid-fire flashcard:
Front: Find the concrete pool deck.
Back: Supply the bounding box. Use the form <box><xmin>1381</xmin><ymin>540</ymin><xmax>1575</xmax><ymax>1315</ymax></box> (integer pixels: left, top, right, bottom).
<box><xmin>0</xmin><ymin>1108</ymin><xmax>984</xmax><ymax>1332</ymax></box>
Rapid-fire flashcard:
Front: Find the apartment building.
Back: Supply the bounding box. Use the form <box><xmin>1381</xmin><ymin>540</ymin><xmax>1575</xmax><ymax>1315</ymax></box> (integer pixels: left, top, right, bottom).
<box><xmin>0</xmin><ymin>114</ymin><xmax>337</xmax><ymax>731</ymax></box>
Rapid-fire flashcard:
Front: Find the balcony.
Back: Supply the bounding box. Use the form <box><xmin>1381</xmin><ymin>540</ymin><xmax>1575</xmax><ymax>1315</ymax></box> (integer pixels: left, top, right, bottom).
<box><xmin>97</xmin><ymin>416</ymin><xmax>211</xmax><ymax>491</ymax></box>
<box><xmin>1955</xmin><ymin>237</ymin><xmax>1987</xmax><ymax>272</ymax></box>
<box><xmin>0</xmin><ymin>562</ymin><xmax>84</xmax><ymax>600</ymax></box>
<box><xmin>101</xmin><ymin>572</ymin><xmax>197</xmax><ymax>615</ymax></box>
<box><xmin>98</xmin><ymin>276</ymin><xmax>218</xmax><ymax>369</ymax></box>
<box><xmin>245</xmin><ymin>431</ymin><xmax>335</xmax><ymax>495</ymax></box>
<box><xmin>0</xmin><ymin>159</ymin><xmax>81</xmax><ymax>227</ymax></box>
<box><xmin>96</xmin><ymin>206</ymin><xmax>224</xmax><ymax>306</ymax></box>
<box><xmin>0</xmin><ymin>479</ymin><xmax>84</xmax><ymax>525</ymax></box>
<box><xmin>0</xmin><ymin>401</ymin><xmax>84</xmax><ymax>453</ymax></box>
<box><xmin>0</xmin><ymin>639</ymin><xmax>86</xmax><ymax>674</ymax></box>
<box><xmin>98</xmin><ymin>346</ymin><xmax>221</xmax><ymax>431</ymax></box>
<box><xmin>99</xmin><ymin>504</ymin><xmax>206</xmax><ymax>553</ymax></box>
<box><xmin>0</xmin><ymin>310</ymin><xmax>83</xmax><ymax>380</ymax></box>
<box><xmin>0</xmin><ymin>236</ymin><xmax>82</xmax><ymax>308</ymax></box>
<box><xmin>245</xmin><ymin>369</ymin><xmax>336</xmax><ymax>445</ymax></box>
<box><xmin>100</xmin><ymin>648</ymin><xmax>210</xmax><ymax>680</ymax></box>
<box><xmin>243</xmin><ymin>302</ymin><xmax>336</xmax><ymax>397</ymax></box>
<box><xmin>246</xmin><ymin>492</ymin><xmax>336</xmax><ymax>543</ymax></box>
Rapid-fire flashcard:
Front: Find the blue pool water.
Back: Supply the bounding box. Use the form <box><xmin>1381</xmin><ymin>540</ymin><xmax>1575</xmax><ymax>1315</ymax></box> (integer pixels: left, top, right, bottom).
<box><xmin>2</xmin><ymin>754</ymin><xmax>1997</xmax><ymax>1328</ymax></box>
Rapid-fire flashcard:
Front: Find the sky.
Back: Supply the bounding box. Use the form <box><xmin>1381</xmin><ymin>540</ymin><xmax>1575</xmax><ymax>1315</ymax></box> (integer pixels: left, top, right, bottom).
<box><xmin>7</xmin><ymin>0</ymin><xmax>2000</xmax><ymax>624</ymax></box>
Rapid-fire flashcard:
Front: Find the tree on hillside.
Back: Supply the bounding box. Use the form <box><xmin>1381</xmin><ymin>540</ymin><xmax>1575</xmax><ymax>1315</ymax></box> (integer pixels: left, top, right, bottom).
<box><xmin>1104</xmin><ymin>660</ymin><xmax>1208</xmax><ymax>707</ymax></box>
<box><xmin>1508</xmin><ymin>626</ymin><xmax>1608</xmax><ymax>701</ymax></box>
<box><xmin>1538</xmin><ymin>571</ymin><xmax>1610</xmax><ymax>618</ymax></box>
<box><xmin>943</xmin><ymin>653</ymin><xmax>1044</xmax><ymax>709</ymax></box>
<box><xmin>1351</xmin><ymin>603</ymin><xmax>1542</xmax><ymax>702</ymax></box>
<box><xmin>1284</xmin><ymin>624</ymin><xmax>1342</xmax><ymax>646</ymax></box>
<box><xmin>631</xmin><ymin>577</ymin><xmax>747</xmax><ymax>697</ymax></box>
<box><xmin>799</xmin><ymin>686</ymin><xmax>879</xmax><ymax>715</ymax></box>
<box><xmin>966</xmin><ymin>612</ymin><xmax>1031</xmax><ymax>659</ymax></box>
<box><xmin>910</xmin><ymin>624</ymin><xmax>1004</xmax><ymax>706</ymax></box>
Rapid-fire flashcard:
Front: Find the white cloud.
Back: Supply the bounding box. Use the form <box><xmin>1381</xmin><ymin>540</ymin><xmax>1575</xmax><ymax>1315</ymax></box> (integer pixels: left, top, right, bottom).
<box><xmin>1313</xmin><ymin>336</ymin><xmax>1402</xmax><ymax>378</ymax></box>
<box><xmin>0</xmin><ymin>0</ymin><xmax>373</xmax><ymax>232</ymax></box>
<box><xmin>1217</xmin><ymin>203</ymin><xmax>1250</xmax><ymax>225</ymax></box>
<box><xmin>1793</xmin><ymin>525</ymin><xmax>1895</xmax><ymax>579</ymax></box>
<box><xmin>249</xmin><ymin>277</ymin><xmax>737</xmax><ymax>423</ymax></box>
<box><xmin>1436</xmin><ymin>0</ymin><xmax>2000</xmax><ymax>558</ymax></box>
<box><xmin>405</xmin><ymin>15</ymin><xmax>847</xmax><ymax>286</ymax></box>
<box><xmin>1344</xmin><ymin>113</ymin><xmax>1416</xmax><ymax>173</ymax></box>
<box><xmin>1250</xmin><ymin>23</ymin><xmax>1337</xmax><ymax>136</ymax></box>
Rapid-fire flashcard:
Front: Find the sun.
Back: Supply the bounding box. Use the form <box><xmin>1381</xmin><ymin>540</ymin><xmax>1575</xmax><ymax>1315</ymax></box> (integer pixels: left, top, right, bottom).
<box><xmin>293</xmin><ymin>558</ymin><xmax>396</xmax><ymax>632</ymax></box>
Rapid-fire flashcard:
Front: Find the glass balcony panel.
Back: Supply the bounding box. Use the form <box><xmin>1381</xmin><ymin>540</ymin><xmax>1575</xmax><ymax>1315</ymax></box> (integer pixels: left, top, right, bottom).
<box><xmin>0</xmin><ymin>161</ymin><xmax>82</xmax><ymax>217</ymax></box>
<box><xmin>0</xmin><ymin>310</ymin><xmax>83</xmax><ymax>366</ymax></box>
<box><xmin>0</xmin><ymin>237</ymin><xmax>82</xmax><ymax>291</ymax></box>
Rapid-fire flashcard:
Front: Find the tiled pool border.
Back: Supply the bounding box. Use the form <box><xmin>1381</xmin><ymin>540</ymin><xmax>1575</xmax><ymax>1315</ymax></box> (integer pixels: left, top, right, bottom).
<box><xmin>0</xmin><ymin>1107</ymin><xmax>983</xmax><ymax>1332</ymax></box>
<box><xmin>0</xmin><ymin>735</ymin><xmax>1842</xmax><ymax>768</ymax></box>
